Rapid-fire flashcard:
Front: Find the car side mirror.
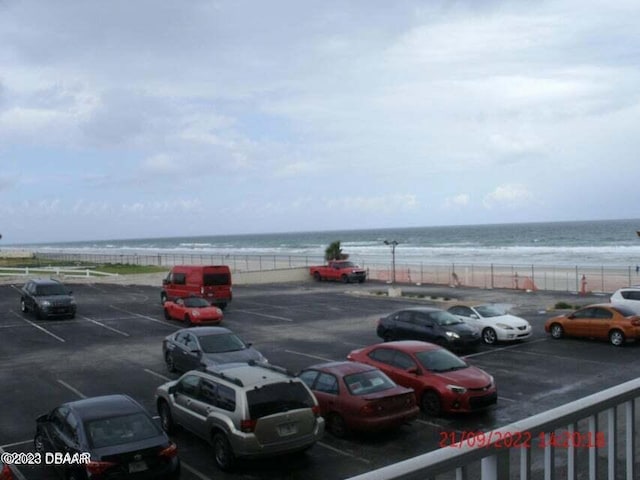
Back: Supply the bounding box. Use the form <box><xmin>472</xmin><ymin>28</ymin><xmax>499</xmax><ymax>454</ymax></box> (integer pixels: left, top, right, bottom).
<box><xmin>190</xmin><ymin>349</ymin><xmax>202</xmax><ymax>357</ymax></box>
<box><xmin>168</xmin><ymin>385</ymin><xmax>177</xmax><ymax>395</ymax></box>
<box><xmin>406</xmin><ymin>366</ymin><xmax>420</xmax><ymax>375</ymax></box>
<box><xmin>568</xmin><ymin>314</ymin><xmax>575</xmax><ymax>319</ymax></box>
<box><xmin>162</xmin><ymin>279</ymin><xmax>169</xmax><ymax>285</ymax></box>
<box><xmin>245</xmin><ymin>342</ymin><xmax>253</xmax><ymax>347</ymax></box>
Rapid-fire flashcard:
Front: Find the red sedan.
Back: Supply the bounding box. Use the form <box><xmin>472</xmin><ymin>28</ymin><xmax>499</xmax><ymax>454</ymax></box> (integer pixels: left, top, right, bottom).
<box><xmin>298</xmin><ymin>361</ymin><xmax>419</xmax><ymax>437</ymax></box>
<box><xmin>163</xmin><ymin>297</ymin><xmax>223</xmax><ymax>326</ymax></box>
<box><xmin>347</xmin><ymin>341</ymin><xmax>497</xmax><ymax>416</ymax></box>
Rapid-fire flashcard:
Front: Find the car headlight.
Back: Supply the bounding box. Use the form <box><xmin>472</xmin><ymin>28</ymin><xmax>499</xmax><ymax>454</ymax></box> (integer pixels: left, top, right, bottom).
<box><xmin>191</xmin><ymin>310</ymin><xmax>200</xmax><ymax>317</ymax></box>
<box><xmin>496</xmin><ymin>323</ymin><xmax>513</xmax><ymax>330</ymax></box>
<box><xmin>215</xmin><ymin>308</ymin><xmax>223</xmax><ymax>315</ymax></box>
<box><xmin>69</xmin><ymin>299</ymin><xmax>76</xmax><ymax>305</ymax></box>
<box><xmin>445</xmin><ymin>331</ymin><xmax>460</xmax><ymax>339</ymax></box>
<box><xmin>39</xmin><ymin>300</ymin><xmax>51</xmax><ymax>308</ymax></box>
<box><xmin>488</xmin><ymin>375</ymin><xmax>495</xmax><ymax>386</ymax></box>
<box><xmin>447</xmin><ymin>384</ymin><xmax>467</xmax><ymax>394</ymax></box>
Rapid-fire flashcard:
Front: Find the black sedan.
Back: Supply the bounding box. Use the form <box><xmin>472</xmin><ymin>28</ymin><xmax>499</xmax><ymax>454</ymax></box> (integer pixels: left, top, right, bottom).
<box><xmin>34</xmin><ymin>394</ymin><xmax>180</xmax><ymax>480</ymax></box>
<box><xmin>377</xmin><ymin>307</ymin><xmax>481</xmax><ymax>350</ymax></box>
<box><xmin>20</xmin><ymin>278</ymin><xmax>76</xmax><ymax>319</ymax></box>
<box><xmin>162</xmin><ymin>326</ymin><xmax>267</xmax><ymax>373</ymax></box>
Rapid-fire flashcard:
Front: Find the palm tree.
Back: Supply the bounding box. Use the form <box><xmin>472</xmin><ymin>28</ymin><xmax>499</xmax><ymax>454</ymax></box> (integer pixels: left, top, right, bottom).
<box><xmin>324</xmin><ymin>241</ymin><xmax>348</xmax><ymax>261</ymax></box>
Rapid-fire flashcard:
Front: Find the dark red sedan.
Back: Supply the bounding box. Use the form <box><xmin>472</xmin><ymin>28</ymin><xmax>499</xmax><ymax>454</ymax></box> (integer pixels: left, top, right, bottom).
<box><xmin>1</xmin><ymin>460</ymin><xmax>14</xmax><ymax>480</ymax></box>
<box><xmin>347</xmin><ymin>341</ymin><xmax>497</xmax><ymax>416</ymax></box>
<box><xmin>298</xmin><ymin>361</ymin><xmax>419</xmax><ymax>437</ymax></box>
<box><xmin>163</xmin><ymin>297</ymin><xmax>223</xmax><ymax>326</ymax></box>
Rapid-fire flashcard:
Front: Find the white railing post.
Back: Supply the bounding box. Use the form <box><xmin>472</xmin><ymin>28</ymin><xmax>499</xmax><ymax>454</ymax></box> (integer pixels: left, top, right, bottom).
<box><xmin>625</xmin><ymin>399</ymin><xmax>635</xmax><ymax>480</ymax></box>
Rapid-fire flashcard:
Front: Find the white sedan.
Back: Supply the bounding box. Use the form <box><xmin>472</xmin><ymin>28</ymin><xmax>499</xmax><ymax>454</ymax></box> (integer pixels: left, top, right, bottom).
<box><xmin>447</xmin><ymin>304</ymin><xmax>532</xmax><ymax>345</ymax></box>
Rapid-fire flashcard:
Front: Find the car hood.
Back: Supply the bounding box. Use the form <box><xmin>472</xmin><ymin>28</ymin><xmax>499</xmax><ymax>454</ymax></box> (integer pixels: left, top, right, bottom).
<box><xmin>36</xmin><ymin>295</ymin><xmax>74</xmax><ymax>304</ymax></box>
<box><xmin>484</xmin><ymin>314</ymin><xmax>529</xmax><ymax>327</ymax></box>
<box><xmin>201</xmin><ymin>348</ymin><xmax>264</xmax><ymax>365</ymax></box>
<box><xmin>434</xmin><ymin>366</ymin><xmax>492</xmax><ymax>388</ymax></box>
<box><xmin>446</xmin><ymin>322</ymin><xmax>480</xmax><ymax>334</ymax></box>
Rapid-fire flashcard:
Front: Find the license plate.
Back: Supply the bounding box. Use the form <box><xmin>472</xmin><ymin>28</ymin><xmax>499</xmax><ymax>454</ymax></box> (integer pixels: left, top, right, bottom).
<box><xmin>277</xmin><ymin>422</ymin><xmax>297</xmax><ymax>436</ymax></box>
<box><xmin>128</xmin><ymin>460</ymin><xmax>148</xmax><ymax>473</ymax></box>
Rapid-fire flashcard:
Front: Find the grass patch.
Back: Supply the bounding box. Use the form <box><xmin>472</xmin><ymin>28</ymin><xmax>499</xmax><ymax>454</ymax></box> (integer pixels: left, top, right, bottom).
<box><xmin>0</xmin><ymin>256</ymin><xmax>167</xmax><ymax>275</ymax></box>
<box><xmin>554</xmin><ymin>301</ymin><xmax>581</xmax><ymax>310</ymax></box>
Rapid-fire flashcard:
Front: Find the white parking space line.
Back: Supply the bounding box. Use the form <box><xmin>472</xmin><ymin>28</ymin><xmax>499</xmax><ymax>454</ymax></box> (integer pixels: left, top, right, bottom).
<box><xmin>463</xmin><ymin>338</ymin><xmax>548</xmax><ymax>358</ymax></box>
<box><xmin>317</xmin><ymin>441</ymin><xmax>371</xmax><ymax>464</ymax></box>
<box><xmin>0</xmin><ymin>323</ymin><xmax>29</xmax><ymax>329</ymax></box>
<box><xmin>0</xmin><ymin>440</ymin><xmax>32</xmax><ymax>449</ymax></box>
<box><xmin>180</xmin><ymin>461</ymin><xmax>212</xmax><ymax>480</ymax></box>
<box><xmin>144</xmin><ymin>368</ymin><xmax>172</xmax><ymax>382</ymax></box>
<box><xmin>57</xmin><ymin>380</ymin><xmax>87</xmax><ymax>399</ymax></box>
<box><xmin>415</xmin><ymin>418</ymin><xmax>452</xmax><ymax>429</ymax></box>
<box><xmin>81</xmin><ymin>315</ymin><xmax>130</xmax><ymax>337</ymax></box>
<box><xmin>284</xmin><ymin>350</ymin><xmax>335</xmax><ymax>362</ymax></box>
<box><xmin>233</xmin><ymin>309</ymin><xmax>294</xmax><ymax>322</ymax></box>
<box><xmin>515</xmin><ymin>349</ymin><xmax>614</xmax><ymax>366</ymax></box>
<box><xmin>10</xmin><ymin>311</ymin><xmax>65</xmax><ymax>343</ymax></box>
<box><xmin>109</xmin><ymin>305</ymin><xmax>175</xmax><ymax>327</ymax></box>
<box><xmin>499</xmin><ymin>396</ymin><xmax>518</xmax><ymax>403</ymax></box>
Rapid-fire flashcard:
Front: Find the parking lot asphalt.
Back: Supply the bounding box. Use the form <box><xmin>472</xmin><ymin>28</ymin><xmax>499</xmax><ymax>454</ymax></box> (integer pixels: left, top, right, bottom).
<box><xmin>2</xmin><ymin>280</ymin><xmax>639</xmax><ymax>479</ymax></box>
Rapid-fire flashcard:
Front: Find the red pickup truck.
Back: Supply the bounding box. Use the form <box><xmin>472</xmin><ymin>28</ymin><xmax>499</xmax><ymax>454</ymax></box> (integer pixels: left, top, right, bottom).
<box><xmin>310</xmin><ymin>260</ymin><xmax>367</xmax><ymax>283</ymax></box>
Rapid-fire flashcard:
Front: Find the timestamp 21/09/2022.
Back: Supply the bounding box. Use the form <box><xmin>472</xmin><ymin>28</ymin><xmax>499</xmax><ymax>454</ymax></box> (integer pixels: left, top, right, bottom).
<box><xmin>439</xmin><ymin>430</ymin><xmax>606</xmax><ymax>449</ymax></box>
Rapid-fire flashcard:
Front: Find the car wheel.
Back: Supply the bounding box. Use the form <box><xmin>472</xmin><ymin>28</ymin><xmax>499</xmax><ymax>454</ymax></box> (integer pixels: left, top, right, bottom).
<box><xmin>20</xmin><ymin>298</ymin><xmax>28</xmax><ymax>313</ymax></box>
<box><xmin>185</xmin><ymin>315</ymin><xmax>193</xmax><ymax>327</ymax></box>
<box><xmin>609</xmin><ymin>329</ymin><xmax>625</xmax><ymax>347</ymax></box>
<box><xmin>158</xmin><ymin>401</ymin><xmax>176</xmax><ymax>434</ymax></box>
<box><xmin>33</xmin><ymin>432</ymin><xmax>45</xmax><ymax>453</ymax></box>
<box><xmin>549</xmin><ymin>323</ymin><xmax>564</xmax><ymax>339</ymax></box>
<box><xmin>482</xmin><ymin>328</ymin><xmax>498</xmax><ymax>345</ymax></box>
<box><xmin>163</xmin><ymin>308</ymin><xmax>171</xmax><ymax>320</ymax></box>
<box><xmin>421</xmin><ymin>391</ymin><xmax>442</xmax><ymax>416</ymax></box>
<box><xmin>313</xmin><ymin>271</ymin><xmax>322</xmax><ymax>281</ymax></box>
<box><xmin>212</xmin><ymin>432</ymin><xmax>236</xmax><ymax>471</ymax></box>
<box><xmin>341</xmin><ymin>274</ymin><xmax>349</xmax><ymax>283</ymax></box>
<box><xmin>219</xmin><ymin>303</ymin><xmax>227</xmax><ymax>311</ymax></box>
<box><xmin>382</xmin><ymin>331</ymin><xmax>393</xmax><ymax>342</ymax></box>
<box><xmin>160</xmin><ymin>292</ymin><xmax>168</xmax><ymax>304</ymax></box>
<box><xmin>327</xmin><ymin>413</ymin><xmax>348</xmax><ymax>438</ymax></box>
<box><xmin>165</xmin><ymin>351</ymin><xmax>177</xmax><ymax>373</ymax></box>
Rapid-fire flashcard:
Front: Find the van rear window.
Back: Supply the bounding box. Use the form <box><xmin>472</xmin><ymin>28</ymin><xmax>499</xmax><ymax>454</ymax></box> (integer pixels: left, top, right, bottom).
<box><xmin>203</xmin><ymin>273</ymin><xmax>230</xmax><ymax>286</ymax></box>
<box><xmin>247</xmin><ymin>382</ymin><xmax>314</xmax><ymax>420</ymax></box>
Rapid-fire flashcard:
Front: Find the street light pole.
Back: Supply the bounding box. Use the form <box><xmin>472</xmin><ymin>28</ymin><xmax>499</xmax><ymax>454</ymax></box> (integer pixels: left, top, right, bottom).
<box><xmin>384</xmin><ymin>240</ymin><xmax>398</xmax><ymax>284</ymax></box>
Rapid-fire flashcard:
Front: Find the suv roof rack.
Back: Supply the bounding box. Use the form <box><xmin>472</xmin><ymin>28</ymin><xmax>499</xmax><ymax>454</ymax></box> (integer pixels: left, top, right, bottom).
<box><xmin>203</xmin><ymin>367</ymin><xmax>244</xmax><ymax>387</ymax></box>
<box><xmin>247</xmin><ymin>360</ymin><xmax>294</xmax><ymax>377</ymax></box>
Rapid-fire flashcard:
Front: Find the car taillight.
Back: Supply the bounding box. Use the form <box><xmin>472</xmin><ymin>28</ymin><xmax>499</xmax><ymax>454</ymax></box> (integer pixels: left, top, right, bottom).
<box><xmin>200</xmin><ymin>287</ymin><xmax>204</xmax><ymax>294</ymax></box>
<box><xmin>159</xmin><ymin>443</ymin><xmax>178</xmax><ymax>459</ymax></box>
<box><xmin>360</xmin><ymin>402</ymin><xmax>383</xmax><ymax>416</ymax></box>
<box><xmin>312</xmin><ymin>405</ymin><xmax>321</xmax><ymax>417</ymax></box>
<box><xmin>241</xmin><ymin>419</ymin><xmax>257</xmax><ymax>432</ymax></box>
<box><xmin>85</xmin><ymin>460</ymin><xmax>117</xmax><ymax>475</ymax></box>
<box><xmin>631</xmin><ymin>318</ymin><xmax>640</xmax><ymax>326</ymax></box>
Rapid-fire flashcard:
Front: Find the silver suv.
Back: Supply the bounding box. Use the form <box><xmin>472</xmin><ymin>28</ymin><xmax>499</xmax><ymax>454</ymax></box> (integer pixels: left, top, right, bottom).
<box><xmin>611</xmin><ymin>287</ymin><xmax>640</xmax><ymax>313</ymax></box>
<box><xmin>155</xmin><ymin>362</ymin><xmax>324</xmax><ymax>471</ymax></box>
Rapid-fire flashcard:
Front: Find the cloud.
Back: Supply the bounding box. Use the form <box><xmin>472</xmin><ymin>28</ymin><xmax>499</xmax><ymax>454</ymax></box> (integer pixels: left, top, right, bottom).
<box><xmin>483</xmin><ymin>184</ymin><xmax>534</xmax><ymax>209</ymax></box>
<box><xmin>444</xmin><ymin>194</ymin><xmax>470</xmax><ymax>209</ymax></box>
<box><xmin>324</xmin><ymin>194</ymin><xmax>419</xmax><ymax>213</ymax></box>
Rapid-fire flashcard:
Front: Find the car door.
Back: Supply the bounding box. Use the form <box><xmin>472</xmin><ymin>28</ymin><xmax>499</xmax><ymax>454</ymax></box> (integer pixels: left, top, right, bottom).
<box><xmin>311</xmin><ymin>372</ymin><xmax>341</xmax><ymax>417</ymax></box>
<box><xmin>588</xmin><ymin>307</ymin><xmax>614</xmax><ymax>339</ymax></box>
<box><xmin>182</xmin><ymin>333</ymin><xmax>203</xmax><ymax>371</ymax></box>
<box><xmin>564</xmin><ymin>307</ymin><xmax>597</xmax><ymax>337</ymax></box>
<box><xmin>450</xmin><ymin>306</ymin><xmax>481</xmax><ymax>329</ymax></box>
<box><xmin>170</xmin><ymin>332</ymin><xmax>191</xmax><ymax>371</ymax></box>
<box><xmin>392</xmin><ymin>311</ymin><xmax>418</xmax><ymax>340</ymax></box>
<box><xmin>412</xmin><ymin>313</ymin><xmax>438</xmax><ymax>342</ymax></box>
<box><xmin>188</xmin><ymin>379</ymin><xmax>220</xmax><ymax>439</ymax></box>
<box><xmin>367</xmin><ymin>348</ymin><xmax>422</xmax><ymax>393</ymax></box>
<box><xmin>172</xmin><ymin>374</ymin><xmax>203</xmax><ymax>434</ymax></box>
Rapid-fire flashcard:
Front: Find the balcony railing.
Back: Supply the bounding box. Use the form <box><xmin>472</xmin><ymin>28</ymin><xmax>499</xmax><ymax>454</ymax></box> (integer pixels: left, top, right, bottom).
<box><xmin>346</xmin><ymin>377</ymin><xmax>639</xmax><ymax>480</ymax></box>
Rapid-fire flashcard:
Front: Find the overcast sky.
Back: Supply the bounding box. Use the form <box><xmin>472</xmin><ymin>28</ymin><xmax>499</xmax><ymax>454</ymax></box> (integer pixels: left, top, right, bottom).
<box><xmin>2</xmin><ymin>0</ymin><xmax>640</xmax><ymax>244</ymax></box>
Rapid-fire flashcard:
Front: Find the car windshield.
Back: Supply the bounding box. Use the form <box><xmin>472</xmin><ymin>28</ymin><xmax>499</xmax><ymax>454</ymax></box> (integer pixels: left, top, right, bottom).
<box><xmin>415</xmin><ymin>349</ymin><xmax>468</xmax><ymax>373</ymax></box>
<box><xmin>247</xmin><ymin>382</ymin><xmax>314</xmax><ymax>419</ymax></box>
<box><xmin>183</xmin><ymin>297</ymin><xmax>210</xmax><ymax>308</ymax></box>
<box><xmin>430</xmin><ymin>310</ymin><xmax>464</xmax><ymax>326</ymax></box>
<box><xmin>198</xmin><ymin>333</ymin><xmax>246</xmax><ymax>353</ymax></box>
<box><xmin>85</xmin><ymin>412</ymin><xmax>160</xmax><ymax>449</ymax></box>
<box><xmin>343</xmin><ymin>369</ymin><xmax>395</xmax><ymax>396</ymax></box>
<box><xmin>35</xmin><ymin>284</ymin><xmax>68</xmax><ymax>296</ymax></box>
<box><xmin>474</xmin><ymin>305</ymin><xmax>504</xmax><ymax>318</ymax></box>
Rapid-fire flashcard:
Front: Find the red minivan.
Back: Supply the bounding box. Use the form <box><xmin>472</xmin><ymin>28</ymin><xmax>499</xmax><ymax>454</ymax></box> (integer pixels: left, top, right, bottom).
<box><xmin>161</xmin><ymin>265</ymin><xmax>232</xmax><ymax>309</ymax></box>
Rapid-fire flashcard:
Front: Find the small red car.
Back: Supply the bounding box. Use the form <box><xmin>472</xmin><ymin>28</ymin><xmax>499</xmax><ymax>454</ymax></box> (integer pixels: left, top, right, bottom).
<box><xmin>298</xmin><ymin>361</ymin><xmax>419</xmax><ymax>437</ymax></box>
<box><xmin>163</xmin><ymin>297</ymin><xmax>223</xmax><ymax>326</ymax></box>
<box><xmin>347</xmin><ymin>341</ymin><xmax>497</xmax><ymax>416</ymax></box>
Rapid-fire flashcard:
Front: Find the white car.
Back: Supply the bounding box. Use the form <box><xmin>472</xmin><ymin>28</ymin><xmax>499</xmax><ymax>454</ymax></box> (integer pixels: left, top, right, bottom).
<box><xmin>447</xmin><ymin>304</ymin><xmax>532</xmax><ymax>345</ymax></box>
<box><xmin>610</xmin><ymin>287</ymin><xmax>640</xmax><ymax>314</ymax></box>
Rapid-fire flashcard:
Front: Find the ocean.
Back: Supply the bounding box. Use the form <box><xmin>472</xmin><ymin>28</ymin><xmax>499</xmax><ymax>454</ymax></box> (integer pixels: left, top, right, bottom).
<box><xmin>12</xmin><ymin>219</ymin><xmax>640</xmax><ymax>268</ymax></box>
